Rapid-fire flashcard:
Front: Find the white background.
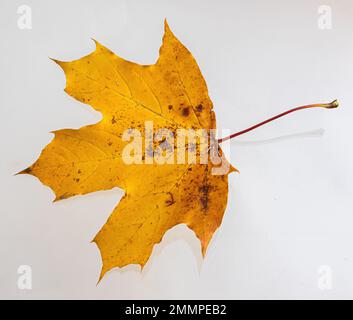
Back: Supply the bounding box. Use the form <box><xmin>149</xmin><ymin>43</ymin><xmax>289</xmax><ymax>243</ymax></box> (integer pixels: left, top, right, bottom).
<box><xmin>1</xmin><ymin>0</ymin><xmax>353</xmax><ymax>299</ymax></box>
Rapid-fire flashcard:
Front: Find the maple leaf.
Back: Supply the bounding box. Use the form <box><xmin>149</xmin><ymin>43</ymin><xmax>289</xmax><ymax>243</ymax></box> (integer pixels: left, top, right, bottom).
<box><xmin>19</xmin><ymin>20</ymin><xmax>236</xmax><ymax>280</ymax></box>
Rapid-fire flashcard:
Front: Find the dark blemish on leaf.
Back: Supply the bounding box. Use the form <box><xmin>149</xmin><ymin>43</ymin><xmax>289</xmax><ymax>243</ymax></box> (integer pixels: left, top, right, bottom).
<box><xmin>181</xmin><ymin>107</ymin><xmax>190</xmax><ymax>117</ymax></box>
<box><xmin>75</xmin><ymin>178</ymin><xmax>80</xmax><ymax>183</ymax></box>
<box><xmin>107</xmin><ymin>141</ymin><xmax>112</xmax><ymax>146</ymax></box>
<box><xmin>196</xmin><ymin>104</ymin><xmax>203</xmax><ymax>112</ymax></box>
<box><xmin>111</xmin><ymin>116</ymin><xmax>116</xmax><ymax>124</ymax></box>
<box><xmin>165</xmin><ymin>192</ymin><xmax>175</xmax><ymax>207</ymax></box>
<box><xmin>78</xmin><ymin>169</ymin><xmax>82</xmax><ymax>174</ymax></box>
<box><xmin>57</xmin><ymin>192</ymin><xmax>73</xmax><ymax>201</ymax></box>
<box><xmin>168</xmin><ymin>105</ymin><xmax>173</xmax><ymax>110</ymax></box>
<box><xmin>199</xmin><ymin>184</ymin><xmax>210</xmax><ymax>210</ymax></box>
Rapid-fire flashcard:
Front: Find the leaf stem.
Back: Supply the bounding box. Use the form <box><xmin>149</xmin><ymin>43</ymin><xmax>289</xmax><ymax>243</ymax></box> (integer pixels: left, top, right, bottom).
<box><xmin>217</xmin><ymin>99</ymin><xmax>339</xmax><ymax>143</ymax></box>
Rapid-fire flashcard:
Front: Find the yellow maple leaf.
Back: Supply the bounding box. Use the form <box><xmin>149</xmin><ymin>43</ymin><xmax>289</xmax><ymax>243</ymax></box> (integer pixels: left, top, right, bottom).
<box><xmin>19</xmin><ymin>20</ymin><xmax>236</xmax><ymax>280</ymax></box>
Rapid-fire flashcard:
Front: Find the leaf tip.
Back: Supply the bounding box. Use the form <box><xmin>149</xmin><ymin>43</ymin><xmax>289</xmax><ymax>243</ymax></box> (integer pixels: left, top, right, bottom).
<box><xmin>164</xmin><ymin>18</ymin><xmax>173</xmax><ymax>34</ymax></box>
<box><xmin>49</xmin><ymin>57</ymin><xmax>66</xmax><ymax>68</ymax></box>
<box><xmin>15</xmin><ymin>167</ymin><xmax>33</xmax><ymax>176</ymax></box>
<box><xmin>53</xmin><ymin>192</ymin><xmax>73</xmax><ymax>202</ymax></box>
<box><xmin>96</xmin><ymin>270</ymin><xmax>105</xmax><ymax>286</ymax></box>
<box><xmin>91</xmin><ymin>38</ymin><xmax>106</xmax><ymax>52</ymax></box>
<box><xmin>91</xmin><ymin>37</ymin><xmax>99</xmax><ymax>47</ymax></box>
<box><xmin>139</xmin><ymin>261</ymin><xmax>147</xmax><ymax>272</ymax></box>
<box><xmin>229</xmin><ymin>165</ymin><xmax>239</xmax><ymax>174</ymax></box>
<box><xmin>164</xmin><ymin>18</ymin><xmax>169</xmax><ymax>28</ymax></box>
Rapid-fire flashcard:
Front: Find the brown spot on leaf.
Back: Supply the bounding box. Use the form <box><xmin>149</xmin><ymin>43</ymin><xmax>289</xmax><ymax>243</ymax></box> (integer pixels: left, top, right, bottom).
<box><xmin>199</xmin><ymin>184</ymin><xmax>210</xmax><ymax>210</ymax></box>
<box><xmin>196</xmin><ymin>104</ymin><xmax>203</xmax><ymax>112</ymax></box>
<box><xmin>56</xmin><ymin>192</ymin><xmax>72</xmax><ymax>201</ymax></box>
<box><xmin>165</xmin><ymin>192</ymin><xmax>175</xmax><ymax>207</ymax></box>
<box><xmin>181</xmin><ymin>107</ymin><xmax>190</xmax><ymax>117</ymax></box>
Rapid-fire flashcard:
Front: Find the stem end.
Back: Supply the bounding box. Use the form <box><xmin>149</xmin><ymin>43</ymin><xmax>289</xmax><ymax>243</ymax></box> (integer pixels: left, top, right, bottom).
<box><xmin>326</xmin><ymin>99</ymin><xmax>339</xmax><ymax>109</ymax></box>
